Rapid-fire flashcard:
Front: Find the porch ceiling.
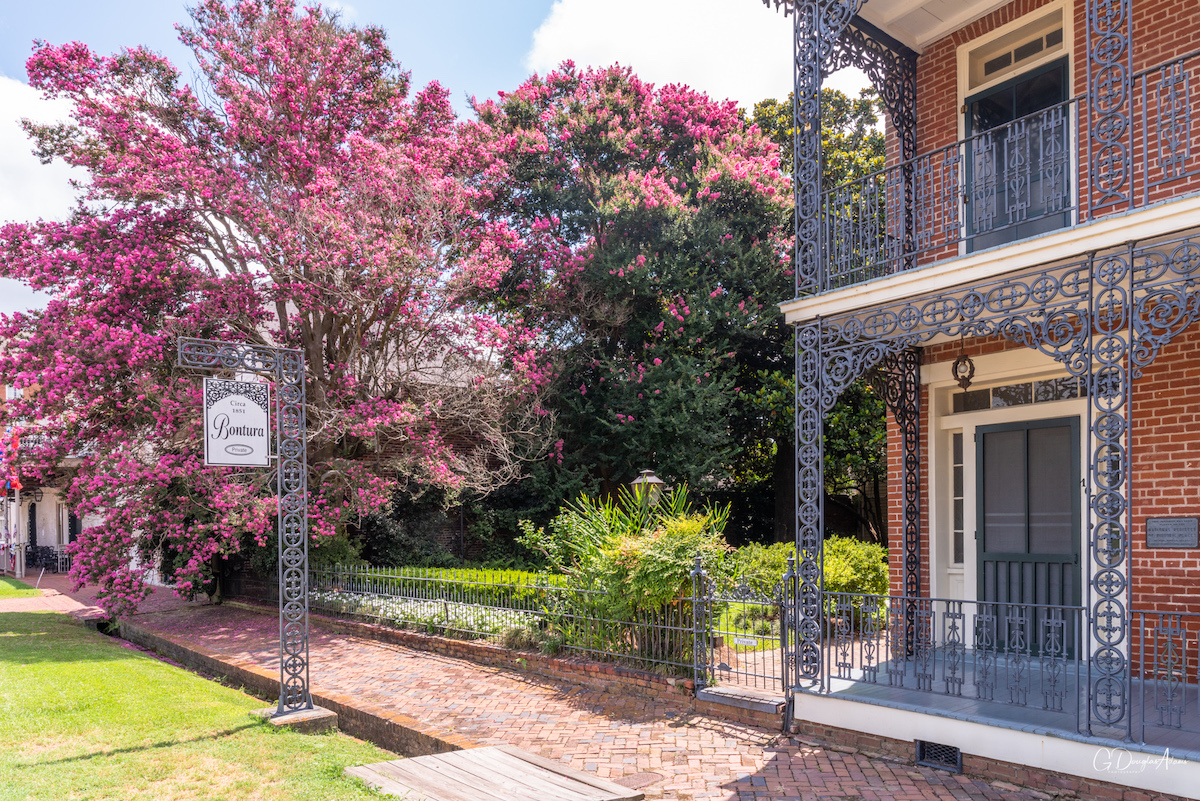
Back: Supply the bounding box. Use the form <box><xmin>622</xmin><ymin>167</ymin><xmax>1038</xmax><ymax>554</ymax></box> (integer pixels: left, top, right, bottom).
<box><xmin>857</xmin><ymin>0</ymin><xmax>1011</xmax><ymax>52</ymax></box>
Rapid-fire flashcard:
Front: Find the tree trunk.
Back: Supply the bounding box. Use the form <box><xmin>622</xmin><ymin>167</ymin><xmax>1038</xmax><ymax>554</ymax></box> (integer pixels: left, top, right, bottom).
<box><xmin>773</xmin><ymin>436</ymin><xmax>795</xmax><ymax>544</ymax></box>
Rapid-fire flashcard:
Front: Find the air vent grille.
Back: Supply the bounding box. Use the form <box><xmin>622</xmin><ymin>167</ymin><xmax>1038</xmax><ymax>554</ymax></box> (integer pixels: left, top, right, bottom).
<box><xmin>916</xmin><ymin>740</ymin><xmax>963</xmax><ymax>773</ymax></box>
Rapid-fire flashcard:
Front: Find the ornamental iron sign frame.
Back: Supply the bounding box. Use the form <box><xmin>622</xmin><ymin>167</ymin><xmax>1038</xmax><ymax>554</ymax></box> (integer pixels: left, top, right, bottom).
<box><xmin>178</xmin><ymin>337</ymin><xmax>312</xmax><ymax>715</ymax></box>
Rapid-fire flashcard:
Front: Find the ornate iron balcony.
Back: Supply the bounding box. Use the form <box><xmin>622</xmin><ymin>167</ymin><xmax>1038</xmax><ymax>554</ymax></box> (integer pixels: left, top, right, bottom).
<box><xmin>816</xmin><ymin>49</ymin><xmax>1200</xmax><ymax>292</ymax></box>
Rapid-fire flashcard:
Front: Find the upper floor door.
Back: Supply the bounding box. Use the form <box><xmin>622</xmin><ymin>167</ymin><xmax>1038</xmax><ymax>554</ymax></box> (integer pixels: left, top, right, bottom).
<box><xmin>966</xmin><ymin>58</ymin><xmax>1072</xmax><ymax>252</ymax></box>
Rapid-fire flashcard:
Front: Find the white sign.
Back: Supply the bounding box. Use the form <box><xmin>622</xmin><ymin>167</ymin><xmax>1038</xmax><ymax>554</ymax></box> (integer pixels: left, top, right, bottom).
<box><xmin>731</xmin><ymin>636</ymin><xmax>760</xmax><ymax>647</ymax></box>
<box><xmin>203</xmin><ymin>378</ymin><xmax>271</xmax><ymax>467</ymax></box>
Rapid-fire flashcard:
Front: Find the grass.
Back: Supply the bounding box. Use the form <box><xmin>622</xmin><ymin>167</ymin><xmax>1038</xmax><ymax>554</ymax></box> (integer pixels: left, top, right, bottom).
<box><xmin>713</xmin><ymin>601</ymin><xmax>780</xmax><ymax>652</ymax></box>
<box><xmin>0</xmin><ymin>612</ymin><xmax>394</xmax><ymax>800</ymax></box>
<box><xmin>0</xmin><ymin>577</ymin><xmax>41</xmax><ymax>599</ymax></box>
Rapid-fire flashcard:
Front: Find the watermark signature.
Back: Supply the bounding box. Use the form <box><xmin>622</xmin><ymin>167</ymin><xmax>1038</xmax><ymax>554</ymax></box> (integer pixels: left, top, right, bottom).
<box><xmin>1093</xmin><ymin>747</ymin><xmax>1188</xmax><ymax>774</ymax></box>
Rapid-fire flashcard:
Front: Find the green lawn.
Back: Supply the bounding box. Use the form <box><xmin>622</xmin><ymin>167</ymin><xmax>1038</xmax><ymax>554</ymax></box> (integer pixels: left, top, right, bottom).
<box><xmin>0</xmin><ymin>612</ymin><xmax>393</xmax><ymax>800</ymax></box>
<box><xmin>0</xmin><ymin>577</ymin><xmax>41</xmax><ymax>599</ymax></box>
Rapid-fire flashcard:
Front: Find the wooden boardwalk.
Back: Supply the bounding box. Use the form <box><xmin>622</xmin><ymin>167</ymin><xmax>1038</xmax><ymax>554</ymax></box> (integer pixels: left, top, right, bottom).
<box><xmin>346</xmin><ymin>745</ymin><xmax>645</xmax><ymax>801</ymax></box>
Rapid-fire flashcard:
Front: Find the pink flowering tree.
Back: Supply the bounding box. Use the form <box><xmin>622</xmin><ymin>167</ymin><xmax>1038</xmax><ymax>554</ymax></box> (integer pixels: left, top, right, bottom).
<box><xmin>0</xmin><ymin>0</ymin><xmax>546</xmax><ymax>613</ymax></box>
<box><xmin>472</xmin><ymin>64</ymin><xmax>792</xmax><ymax>511</ymax></box>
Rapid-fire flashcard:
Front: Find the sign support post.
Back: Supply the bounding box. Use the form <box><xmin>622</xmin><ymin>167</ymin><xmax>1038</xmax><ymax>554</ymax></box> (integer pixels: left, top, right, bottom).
<box><xmin>178</xmin><ymin>338</ymin><xmax>313</xmax><ymax>715</ymax></box>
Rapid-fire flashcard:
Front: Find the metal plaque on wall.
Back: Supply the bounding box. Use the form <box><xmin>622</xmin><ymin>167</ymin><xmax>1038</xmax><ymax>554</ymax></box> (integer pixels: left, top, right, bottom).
<box><xmin>1146</xmin><ymin>517</ymin><xmax>1199</xmax><ymax>549</ymax></box>
<box><xmin>203</xmin><ymin>378</ymin><xmax>271</xmax><ymax>467</ymax></box>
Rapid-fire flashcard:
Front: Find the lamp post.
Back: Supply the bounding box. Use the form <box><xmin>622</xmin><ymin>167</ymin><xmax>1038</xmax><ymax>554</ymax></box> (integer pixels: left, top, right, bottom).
<box><xmin>629</xmin><ymin>469</ymin><xmax>665</xmax><ymax>506</ymax></box>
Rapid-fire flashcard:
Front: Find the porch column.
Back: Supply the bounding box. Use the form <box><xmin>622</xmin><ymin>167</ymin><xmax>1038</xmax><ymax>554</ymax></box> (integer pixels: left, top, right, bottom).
<box><xmin>874</xmin><ymin>348</ymin><xmax>922</xmax><ymax>601</ymax></box>
<box><xmin>1086</xmin><ymin>246</ymin><xmax>1133</xmax><ymax>732</ymax></box>
<box><xmin>794</xmin><ymin>320</ymin><xmax>825</xmax><ymax>687</ymax></box>
<box><xmin>1084</xmin><ymin>0</ymin><xmax>1133</xmax><ymax>217</ymax></box>
<box><xmin>792</xmin><ymin>0</ymin><xmax>864</xmax><ymax>295</ymax></box>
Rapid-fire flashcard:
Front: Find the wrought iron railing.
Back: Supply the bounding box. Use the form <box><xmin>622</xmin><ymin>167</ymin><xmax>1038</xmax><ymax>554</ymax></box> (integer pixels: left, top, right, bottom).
<box><xmin>821</xmin><ymin>592</ymin><xmax>1086</xmax><ymax>729</ymax></box>
<box><xmin>1131</xmin><ymin>610</ymin><xmax>1200</xmax><ymax>744</ymax></box>
<box><xmin>819</xmin><ymin>49</ymin><xmax>1200</xmax><ymax>290</ymax></box>
<box><xmin>310</xmin><ymin>562</ymin><xmax>791</xmax><ymax>691</ymax></box>
<box><xmin>24</xmin><ymin>544</ymin><xmax>70</xmax><ymax>573</ymax></box>
<box><xmin>310</xmin><ymin>564</ymin><xmax>701</xmax><ymax>677</ymax></box>
<box><xmin>812</xmin><ymin>595</ymin><xmax>1200</xmax><ymax>748</ymax></box>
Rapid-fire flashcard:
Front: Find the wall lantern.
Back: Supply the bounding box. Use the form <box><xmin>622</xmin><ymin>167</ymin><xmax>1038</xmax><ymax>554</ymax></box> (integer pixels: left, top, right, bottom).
<box><xmin>629</xmin><ymin>469</ymin><xmax>665</xmax><ymax>506</ymax></box>
<box><xmin>952</xmin><ymin>326</ymin><xmax>975</xmax><ymax>391</ymax></box>
<box><xmin>31</xmin><ymin>488</ymin><xmax>43</xmax><ymax>503</ymax></box>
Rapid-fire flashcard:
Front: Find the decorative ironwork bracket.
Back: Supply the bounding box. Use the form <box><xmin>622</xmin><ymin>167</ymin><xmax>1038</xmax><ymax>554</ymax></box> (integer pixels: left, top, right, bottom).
<box><xmin>763</xmin><ymin>0</ymin><xmax>866</xmax><ymax>295</ymax></box>
<box><xmin>828</xmin><ymin>16</ymin><xmax>918</xmax><ymax>270</ymax></box>
<box><xmin>177</xmin><ymin>337</ymin><xmax>312</xmax><ymax>715</ymax></box>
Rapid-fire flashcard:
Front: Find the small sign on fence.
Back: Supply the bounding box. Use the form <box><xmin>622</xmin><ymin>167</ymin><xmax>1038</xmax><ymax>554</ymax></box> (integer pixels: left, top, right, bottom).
<box><xmin>203</xmin><ymin>378</ymin><xmax>271</xmax><ymax>467</ymax></box>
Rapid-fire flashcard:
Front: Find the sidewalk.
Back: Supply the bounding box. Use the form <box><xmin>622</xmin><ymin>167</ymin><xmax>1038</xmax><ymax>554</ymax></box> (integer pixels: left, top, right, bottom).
<box><xmin>120</xmin><ymin>602</ymin><xmax>1048</xmax><ymax>801</ymax></box>
<box><xmin>0</xmin><ymin>572</ymin><xmax>205</xmax><ymax>618</ymax></box>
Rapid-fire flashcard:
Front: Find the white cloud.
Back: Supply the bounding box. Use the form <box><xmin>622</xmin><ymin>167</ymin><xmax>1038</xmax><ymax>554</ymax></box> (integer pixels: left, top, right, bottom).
<box><xmin>525</xmin><ymin>0</ymin><xmax>868</xmax><ymax>111</ymax></box>
<box><xmin>0</xmin><ymin>75</ymin><xmax>78</xmax><ymax>315</ymax></box>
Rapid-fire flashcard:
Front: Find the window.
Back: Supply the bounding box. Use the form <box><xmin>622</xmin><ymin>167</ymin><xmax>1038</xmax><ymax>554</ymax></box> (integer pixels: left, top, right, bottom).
<box><xmin>951</xmin><ymin>431</ymin><xmax>965</xmax><ymax>565</ymax></box>
<box><xmin>966</xmin><ymin>9</ymin><xmax>1065</xmax><ymax>92</ymax></box>
<box><xmin>952</xmin><ymin>376</ymin><xmax>1084</xmax><ymax>414</ymax></box>
<box><xmin>966</xmin><ymin>59</ymin><xmax>1071</xmax><ymax>251</ymax></box>
<box><xmin>960</xmin><ymin>4</ymin><xmax>1073</xmax><ymax>252</ymax></box>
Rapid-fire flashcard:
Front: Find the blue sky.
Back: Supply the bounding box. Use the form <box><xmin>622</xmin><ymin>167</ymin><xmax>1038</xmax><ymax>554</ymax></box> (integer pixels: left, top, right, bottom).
<box><xmin>0</xmin><ymin>0</ymin><xmax>866</xmax><ymax>313</ymax></box>
<box><xmin>0</xmin><ymin>1</ymin><xmax>561</xmax><ymax>116</ymax></box>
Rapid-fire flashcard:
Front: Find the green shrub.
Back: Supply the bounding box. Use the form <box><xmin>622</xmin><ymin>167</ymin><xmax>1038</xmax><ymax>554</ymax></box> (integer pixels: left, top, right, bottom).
<box><xmin>727</xmin><ymin>536</ymin><xmax>888</xmax><ymax>604</ymax></box>
<box><xmin>727</xmin><ymin>541</ymin><xmax>793</xmax><ymax>595</ymax></box>
<box><xmin>822</xmin><ymin>536</ymin><xmax>888</xmax><ymax>597</ymax></box>
<box><xmin>516</xmin><ymin>484</ymin><xmax>731</xmax><ymax>671</ymax></box>
<box><xmin>317</xmin><ymin>565</ymin><xmax>569</xmax><ymax>611</ymax></box>
<box><xmin>517</xmin><ymin>484</ymin><xmax>731</xmax><ymax>602</ymax></box>
<box><xmin>501</xmin><ymin>625</ymin><xmax>543</xmax><ymax>651</ymax></box>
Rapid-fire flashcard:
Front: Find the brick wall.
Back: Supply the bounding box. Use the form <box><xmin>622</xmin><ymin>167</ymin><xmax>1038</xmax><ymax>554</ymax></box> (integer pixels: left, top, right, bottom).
<box><xmin>1130</xmin><ymin>323</ymin><xmax>1200</xmax><ymax>617</ymax></box>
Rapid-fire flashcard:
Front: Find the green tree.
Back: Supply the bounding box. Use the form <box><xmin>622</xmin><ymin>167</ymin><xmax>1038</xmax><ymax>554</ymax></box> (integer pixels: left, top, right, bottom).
<box><xmin>750</xmin><ymin>87</ymin><xmax>885</xmax><ymax>186</ymax></box>
<box><xmin>474</xmin><ymin>64</ymin><xmax>792</xmax><ymax>501</ymax></box>
<box><xmin>749</xmin><ymin>88</ymin><xmax>889</xmax><ymax>544</ymax></box>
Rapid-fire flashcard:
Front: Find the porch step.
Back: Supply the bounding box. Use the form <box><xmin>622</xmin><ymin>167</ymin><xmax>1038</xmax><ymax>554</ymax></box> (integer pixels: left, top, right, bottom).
<box><xmin>696</xmin><ymin>686</ymin><xmax>785</xmax><ymax>715</ymax></box>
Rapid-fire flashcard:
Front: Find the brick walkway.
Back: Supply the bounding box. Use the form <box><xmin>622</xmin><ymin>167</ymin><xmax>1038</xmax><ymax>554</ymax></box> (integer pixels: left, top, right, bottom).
<box><xmin>0</xmin><ymin>572</ymin><xmax>203</xmax><ymax>618</ymax></box>
<box><xmin>126</xmin><ymin>603</ymin><xmax>1052</xmax><ymax>801</ymax></box>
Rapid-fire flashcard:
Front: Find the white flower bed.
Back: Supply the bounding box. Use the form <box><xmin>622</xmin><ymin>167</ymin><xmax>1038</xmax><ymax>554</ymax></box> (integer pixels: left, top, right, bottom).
<box><xmin>310</xmin><ymin>589</ymin><xmax>539</xmax><ymax>638</ymax></box>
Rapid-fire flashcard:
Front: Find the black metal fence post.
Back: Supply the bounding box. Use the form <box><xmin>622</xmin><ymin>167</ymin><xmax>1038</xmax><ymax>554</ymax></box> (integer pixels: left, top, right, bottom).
<box><xmin>691</xmin><ymin>555</ymin><xmax>709</xmax><ymax>691</ymax></box>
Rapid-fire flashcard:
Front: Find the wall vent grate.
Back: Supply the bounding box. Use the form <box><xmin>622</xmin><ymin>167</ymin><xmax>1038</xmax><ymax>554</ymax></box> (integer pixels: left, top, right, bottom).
<box><xmin>915</xmin><ymin>740</ymin><xmax>963</xmax><ymax>773</ymax></box>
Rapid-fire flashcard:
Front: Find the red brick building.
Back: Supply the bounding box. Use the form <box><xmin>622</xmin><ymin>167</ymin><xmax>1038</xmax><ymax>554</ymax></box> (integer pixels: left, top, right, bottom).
<box><xmin>769</xmin><ymin>0</ymin><xmax>1200</xmax><ymax>795</ymax></box>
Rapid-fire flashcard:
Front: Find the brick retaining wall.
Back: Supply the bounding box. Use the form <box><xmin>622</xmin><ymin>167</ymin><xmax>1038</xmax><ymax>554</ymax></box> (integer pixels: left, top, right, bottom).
<box><xmin>269</xmin><ymin>603</ymin><xmax>788</xmax><ymax>730</ymax></box>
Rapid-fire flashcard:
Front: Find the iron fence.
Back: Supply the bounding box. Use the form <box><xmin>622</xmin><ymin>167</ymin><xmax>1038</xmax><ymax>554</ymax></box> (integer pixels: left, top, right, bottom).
<box><xmin>705</xmin><ymin>579</ymin><xmax>786</xmax><ymax>692</ymax></box>
<box><xmin>310</xmin><ymin>565</ymin><xmax>701</xmax><ymax>677</ymax></box>
<box><xmin>821</xmin><ymin>49</ymin><xmax>1200</xmax><ymax>289</ymax></box>
<box><xmin>24</xmin><ymin>545</ymin><xmax>69</xmax><ymax>573</ymax></box>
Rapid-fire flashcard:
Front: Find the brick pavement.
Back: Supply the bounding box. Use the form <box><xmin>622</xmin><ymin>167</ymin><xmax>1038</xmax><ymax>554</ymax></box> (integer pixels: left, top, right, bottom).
<box><xmin>128</xmin><ymin>603</ymin><xmax>1054</xmax><ymax>801</ymax></box>
<box><xmin>0</xmin><ymin>572</ymin><xmax>203</xmax><ymax>618</ymax></box>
